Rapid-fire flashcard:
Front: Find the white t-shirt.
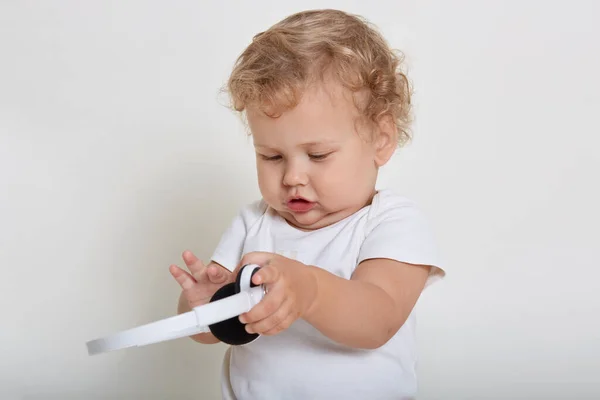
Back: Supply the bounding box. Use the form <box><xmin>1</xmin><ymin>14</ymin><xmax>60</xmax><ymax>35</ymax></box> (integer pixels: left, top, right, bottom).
<box><xmin>210</xmin><ymin>189</ymin><xmax>445</xmax><ymax>399</ymax></box>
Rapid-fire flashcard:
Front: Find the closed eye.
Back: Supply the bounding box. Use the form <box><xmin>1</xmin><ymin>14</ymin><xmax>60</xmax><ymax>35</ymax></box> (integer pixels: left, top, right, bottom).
<box><xmin>309</xmin><ymin>152</ymin><xmax>332</xmax><ymax>161</ymax></box>
<box><xmin>260</xmin><ymin>154</ymin><xmax>282</xmax><ymax>161</ymax></box>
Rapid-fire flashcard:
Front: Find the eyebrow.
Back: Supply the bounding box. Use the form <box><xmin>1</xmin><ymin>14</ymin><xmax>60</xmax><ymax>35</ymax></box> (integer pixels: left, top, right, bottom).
<box><xmin>254</xmin><ymin>141</ymin><xmax>340</xmax><ymax>149</ymax></box>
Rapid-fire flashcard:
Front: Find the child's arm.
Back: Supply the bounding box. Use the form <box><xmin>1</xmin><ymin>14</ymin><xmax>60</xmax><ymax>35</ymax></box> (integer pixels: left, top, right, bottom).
<box><xmin>303</xmin><ymin>259</ymin><xmax>430</xmax><ymax>349</ymax></box>
<box><xmin>237</xmin><ymin>252</ymin><xmax>430</xmax><ymax>349</ymax></box>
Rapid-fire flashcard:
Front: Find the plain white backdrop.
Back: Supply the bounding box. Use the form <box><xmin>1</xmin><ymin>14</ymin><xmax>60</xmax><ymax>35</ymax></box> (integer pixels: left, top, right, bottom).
<box><xmin>1</xmin><ymin>1</ymin><xmax>598</xmax><ymax>399</ymax></box>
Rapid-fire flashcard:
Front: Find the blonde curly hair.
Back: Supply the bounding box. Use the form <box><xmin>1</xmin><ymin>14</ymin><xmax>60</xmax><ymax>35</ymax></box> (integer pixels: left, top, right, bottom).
<box><xmin>226</xmin><ymin>9</ymin><xmax>413</xmax><ymax>146</ymax></box>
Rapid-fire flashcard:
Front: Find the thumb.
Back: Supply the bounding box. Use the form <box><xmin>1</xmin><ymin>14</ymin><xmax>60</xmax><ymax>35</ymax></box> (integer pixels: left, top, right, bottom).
<box><xmin>207</xmin><ymin>264</ymin><xmax>232</xmax><ymax>284</ymax></box>
<box><xmin>251</xmin><ymin>264</ymin><xmax>279</xmax><ymax>286</ymax></box>
<box><xmin>238</xmin><ymin>252</ymin><xmax>273</xmax><ymax>270</ymax></box>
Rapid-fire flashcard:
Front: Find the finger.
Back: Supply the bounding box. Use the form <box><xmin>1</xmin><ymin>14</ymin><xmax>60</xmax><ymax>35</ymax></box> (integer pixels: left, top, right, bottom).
<box><xmin>169</xmin><ymin>265</ymin><xmax>196</xmax><ymax>291</ymax></box>
<box><xmin>245</xmin><ymin>297</ymin><xmax>293</xmax><ymax>334</ymax></box>
<box><xmin>251</xmin><ymin>264</ymin><xmax>280</xmax><ymax>286</ymax></box>
<box><xmin>262</xmin><ymin>311</ymin><xmax>298</xmax><ymax>336</ymax></box>
<box><xmin>238</xmin><ymin>252</ymin><xmax>274</xmax><ymax>272</ymax></box>
<box><xmin>207</xmin><ymin>264</ymin><xmax>231</xmax><ymax>284</ymax></box>
<box><xmin>239</xmin><ymin>281</ymin><xmax>285</xmax><ymax>324</ymax></box>
<box><xmin>231</xmin><ymin>254</ymin><xmax>266</xmax><ymax>285</ymax></box>
<box><xmin>182</xmin><ymin>250</ymin><xmax>206</xmax><ymax>280</ymax></box>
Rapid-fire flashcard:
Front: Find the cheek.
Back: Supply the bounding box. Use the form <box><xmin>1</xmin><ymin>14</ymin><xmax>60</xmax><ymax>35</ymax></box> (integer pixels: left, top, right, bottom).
<box><xmin>316</xmin><ymin>153</ymin><xmax>374</xmax><ymax>192</ymax></box>
<box><xmin>256</xmin><ymin>163</ymin><xmax>281</xmax><ymax>191</ymax></box>
<box><xmin>314</xmin><ymin>159</ymin><xmax>356</xmax><ymax>189</ymax></box>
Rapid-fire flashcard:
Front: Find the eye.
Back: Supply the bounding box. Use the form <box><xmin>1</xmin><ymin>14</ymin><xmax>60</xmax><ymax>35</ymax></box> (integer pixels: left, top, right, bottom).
<box><xmin>309</xmin><ymin>152</ymin><xmax>332</xmax><ymax>161</ymax></box>
<box><xmin>260</xmin><ymin>154</ymin><xmax>282</xmax><ymax>161</ymax></box>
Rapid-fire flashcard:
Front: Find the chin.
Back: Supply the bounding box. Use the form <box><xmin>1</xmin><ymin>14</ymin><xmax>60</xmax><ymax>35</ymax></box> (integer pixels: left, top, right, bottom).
<box><xmin>283</xmin><ymin>210</ymin><xmax>335</xmax><ymax>230</ymax></box>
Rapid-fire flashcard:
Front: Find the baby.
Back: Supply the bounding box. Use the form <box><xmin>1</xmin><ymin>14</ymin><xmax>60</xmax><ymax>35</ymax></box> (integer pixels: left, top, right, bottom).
<box><xmin>169</xmin><ymin>8</ymin><xmax>445</xmax><ymax>399</ymax></box>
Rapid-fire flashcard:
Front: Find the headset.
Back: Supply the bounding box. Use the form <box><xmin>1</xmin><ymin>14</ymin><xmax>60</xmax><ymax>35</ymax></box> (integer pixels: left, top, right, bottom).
<box><xmin>86</xmin><ymin>264</ymin><xmax>265</xmax><ymax>355</ymax></box>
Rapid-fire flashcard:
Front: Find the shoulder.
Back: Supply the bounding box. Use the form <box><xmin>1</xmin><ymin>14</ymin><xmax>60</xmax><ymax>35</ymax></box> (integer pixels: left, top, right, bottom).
<box><xmin>234</xmin><ymin>198</ymin><xmax>269</xmax><ymax>229</ymax></box>
<box><xmin>359</xmin><ymin>189</ymin><xmax>445</xmax><ymax>283</ymax></box>
<box><xmin>218</xmin><ymin>198</ymin><xmax>269</xmax><ymax>239</ymax></box>
<box><xmin>365</xmin><ymin>189</ymin><xmax>428</xmax><ymax>230</ymax></box>
<box><xmin>210</xmin><ymin>198</ymin><xmax>269</xmax><ymax>272</ymax></box>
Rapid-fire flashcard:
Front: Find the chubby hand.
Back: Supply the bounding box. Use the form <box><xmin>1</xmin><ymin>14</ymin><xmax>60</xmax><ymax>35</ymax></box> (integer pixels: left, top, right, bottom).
<box><xmin>169</xmin><ymin>250</ymin><xmax>233</xmax><ymax>309</ymax></box>
<box><xmin>235</xmin><ymin>252</ymin><xmax>318</xmax><ymax>336</ymax></box>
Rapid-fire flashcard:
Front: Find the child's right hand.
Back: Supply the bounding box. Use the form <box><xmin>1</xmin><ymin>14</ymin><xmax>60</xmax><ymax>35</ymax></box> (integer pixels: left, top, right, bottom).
<box><xmin>169</xmin><ymin>250</ymin><xmax>233</xmax><ymax>310</ymax></box>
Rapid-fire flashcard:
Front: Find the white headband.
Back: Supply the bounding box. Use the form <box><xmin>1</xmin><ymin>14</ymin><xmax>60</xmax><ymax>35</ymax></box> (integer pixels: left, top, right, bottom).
<box><xmin>86</xmin><ymin>264</ymin><xmax>264</xmax><ymax>355</ymax></box>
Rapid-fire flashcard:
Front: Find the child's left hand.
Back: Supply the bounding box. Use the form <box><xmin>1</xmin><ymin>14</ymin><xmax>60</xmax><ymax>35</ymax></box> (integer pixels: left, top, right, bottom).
<box><xmin>234</xmin><ymin>252</ymin><xmax>318</xmax><ymax>336</ymax></box>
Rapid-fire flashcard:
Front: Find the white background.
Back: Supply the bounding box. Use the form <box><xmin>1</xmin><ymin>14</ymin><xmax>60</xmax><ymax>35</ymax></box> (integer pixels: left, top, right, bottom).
<box><xmin>1</xmin><ymin>1</ymin><xmax>598</xmax><ymax>399</ymax></box>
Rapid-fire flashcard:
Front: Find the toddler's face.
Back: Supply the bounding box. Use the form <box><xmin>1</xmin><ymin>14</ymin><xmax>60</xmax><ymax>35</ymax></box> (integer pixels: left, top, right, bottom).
<box><xmin>247</xmin><ymin>81</ymin><xmax>394</xmax><ymax>231</ymax></box>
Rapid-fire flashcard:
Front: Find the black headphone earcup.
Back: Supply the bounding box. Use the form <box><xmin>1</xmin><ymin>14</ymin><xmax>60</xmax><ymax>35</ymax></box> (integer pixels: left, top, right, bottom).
<box><xmin>208</xmin><ymin>282</ymin><xmax>260</xmax><ymax>345</ymax></box>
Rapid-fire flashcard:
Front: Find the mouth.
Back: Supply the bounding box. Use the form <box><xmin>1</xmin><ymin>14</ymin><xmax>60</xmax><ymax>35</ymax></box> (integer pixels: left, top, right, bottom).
<box><xmin>286</xmin><ymin>197</ymin><xmax>316</xmax><ymax>213</ymax></box>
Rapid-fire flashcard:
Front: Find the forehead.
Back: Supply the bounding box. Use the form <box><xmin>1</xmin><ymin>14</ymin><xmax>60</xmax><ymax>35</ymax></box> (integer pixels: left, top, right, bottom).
<box><xmin>248</xmin><ymin>82</ymin><xmax>363</xmax><ymax>147</ymax></box>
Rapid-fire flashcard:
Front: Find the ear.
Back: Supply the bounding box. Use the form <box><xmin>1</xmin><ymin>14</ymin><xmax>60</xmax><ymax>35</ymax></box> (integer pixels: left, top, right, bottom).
<box><xmin>373</xmin><ymin>115</ymin><xmax>397</xmax><ymax>166</ymax></box>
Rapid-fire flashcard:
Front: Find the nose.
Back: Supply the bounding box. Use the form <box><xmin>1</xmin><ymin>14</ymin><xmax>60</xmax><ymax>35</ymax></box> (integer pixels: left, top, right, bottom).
<box><xmin>282</xmin><ymin>159</ymin><xmax>308</xmax><ymax>187</ymax></box>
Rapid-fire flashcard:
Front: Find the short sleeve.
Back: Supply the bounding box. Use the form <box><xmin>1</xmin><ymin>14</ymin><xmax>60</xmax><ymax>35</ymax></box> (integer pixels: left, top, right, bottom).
<box><xmin>357</xmin><ymin>194</ymin><xmax>445</xmax><ymax>286</ymax></box>
<box><xmin>210</xmin><ymin>199</ymin><xmax>267</xmax><ymax>272</ymax></box>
